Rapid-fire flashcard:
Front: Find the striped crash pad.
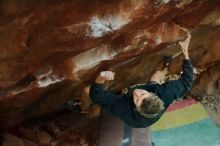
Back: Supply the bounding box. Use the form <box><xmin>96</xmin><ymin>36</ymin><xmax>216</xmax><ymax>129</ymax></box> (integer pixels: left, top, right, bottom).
<box><xmin>150</xmin><ymin>98</ymin><xmax>220</xmax><ymax>146</ymax></box>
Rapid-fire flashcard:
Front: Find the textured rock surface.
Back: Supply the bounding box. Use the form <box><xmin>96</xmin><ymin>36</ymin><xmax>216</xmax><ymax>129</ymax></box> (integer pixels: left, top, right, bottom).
<box><xmin>2</xmin><ymin>109</ymin><xmax>100</xmax><ymax>146</ymax></box>
<box><xmin>191</xmin><ymin>63</ymin><xmax>220</xmax><ymax>127</ymax></box>
<box><xmin>0</xmin><ymin>0</ymin><xmax>220</xmax><ymax>145</ymax></box>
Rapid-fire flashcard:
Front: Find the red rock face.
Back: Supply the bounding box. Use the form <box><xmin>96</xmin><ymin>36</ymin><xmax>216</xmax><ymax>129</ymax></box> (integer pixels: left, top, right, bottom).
<box><xmin>0</xmin><ymin>0</ymin><xmax>220</xmax><ymax>140</ymax></box>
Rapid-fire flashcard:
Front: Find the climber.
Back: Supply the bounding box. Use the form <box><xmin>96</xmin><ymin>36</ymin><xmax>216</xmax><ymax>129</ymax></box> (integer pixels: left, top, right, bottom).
<box><xmin>89</xmin><ymin>33</ymin><xmax>193</xmax><ymax>128</ymax></box>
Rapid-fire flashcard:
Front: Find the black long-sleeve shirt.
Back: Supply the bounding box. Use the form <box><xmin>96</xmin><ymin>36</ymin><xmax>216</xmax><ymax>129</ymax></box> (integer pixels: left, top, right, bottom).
<box><xmin>89</xmin><ymin>60</ymin><xmax>193</xmax><ymax>128</ymax></box>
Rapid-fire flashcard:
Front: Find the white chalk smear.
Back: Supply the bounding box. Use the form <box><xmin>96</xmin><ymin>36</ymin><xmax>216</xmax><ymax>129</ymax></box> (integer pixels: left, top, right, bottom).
<box><xmin>214</xmin><ymin>19</ymin><xmax>220</xmax><ymax>26</ymax></box>
<box><xmin>155</xmin><ymin>0</ymin><xmax>170</xmax><ymax>4</ymax></box>
<box><xmin>38</xmin><ymin>75</ymin><xmax>64</xmax><ymax>87</ymax></box>
<box><xmin>155</xmin><ymin>36</ymin><xmax>162</xmax><ymax>45</ymax></box>
<box><xmin>87</xmin><ymin>15</ymin><xmax>130</xmax><ymax>38</ymax></box>
<box><xmin>72</xmin><ymin>45</ymin><xmax>117</xmax><ymax>72</ymax></box>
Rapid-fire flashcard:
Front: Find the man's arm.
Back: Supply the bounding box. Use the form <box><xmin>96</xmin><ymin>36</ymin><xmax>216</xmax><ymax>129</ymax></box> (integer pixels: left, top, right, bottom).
<box><xmin>179</xmin><ymin>33</ymin><xmax>191</xmax><ymax>60</ymax></box>
<box><xmin>89</xmin><ymin>71</ymin><xmax>120</xmax><ymax>106</ymax></box>
<box><xmin>154</xmin><ymin>33</ymin><xmax>193</xmax><ymax>103</ymax></box>
<box><xmin>90</xmin><ymin>71</ymin><xmax>129</xmax><ymax>117</ymax></box>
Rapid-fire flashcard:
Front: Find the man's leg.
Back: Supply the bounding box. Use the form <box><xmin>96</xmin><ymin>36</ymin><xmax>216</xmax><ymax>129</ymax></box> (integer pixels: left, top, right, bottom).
<box><xmin>149</xmin><ymin>68</ymin><xmax>168</xmax><ymax>84</ymax></box>
<box><xmin>63</xmin><ymin>86</ymin><xmax>91</xmax><ymax>113</ymax></box>
<box><xmin>149</xmin><ymin>55</ymin><xmax>172</xmax><ymax>84</ymax></box>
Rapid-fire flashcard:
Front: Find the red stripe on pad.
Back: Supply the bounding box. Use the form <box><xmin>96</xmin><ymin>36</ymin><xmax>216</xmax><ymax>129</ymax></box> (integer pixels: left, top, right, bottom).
<box><xmin>166</xmin><ymin>98</ymin><xmax>198</xmax><ymax>112</ymax></box>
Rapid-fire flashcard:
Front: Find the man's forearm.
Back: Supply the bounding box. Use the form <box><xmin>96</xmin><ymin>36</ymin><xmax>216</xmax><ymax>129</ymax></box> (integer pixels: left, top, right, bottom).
<box><xmin>180</xmin><ymin>59</ymin><xmax>193</xmax><ymax>91</ymax></box>
<box><xmin>183</xmin><ymin>51</ymin><xmax>189</xmax><ymax>60</ymax></box>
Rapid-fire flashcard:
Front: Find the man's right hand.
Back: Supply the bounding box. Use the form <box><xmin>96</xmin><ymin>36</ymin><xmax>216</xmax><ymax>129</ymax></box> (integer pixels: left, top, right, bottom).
<box><xmin>179</xmin><ymin>33</ymin><xmax>191</xmax><ymax>59</ymax></box>
<box><xmin>95</xmin><ymin>71</ymin><xmax>115</xmax><ymax>84</ymax></box>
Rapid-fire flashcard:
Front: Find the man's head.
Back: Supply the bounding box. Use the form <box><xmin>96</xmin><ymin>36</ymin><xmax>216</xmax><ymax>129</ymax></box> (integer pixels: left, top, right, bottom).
<box><xmin>133</xmin><ymin>89</ymin><xmax>164</xmax><ymax>118</ymax></box>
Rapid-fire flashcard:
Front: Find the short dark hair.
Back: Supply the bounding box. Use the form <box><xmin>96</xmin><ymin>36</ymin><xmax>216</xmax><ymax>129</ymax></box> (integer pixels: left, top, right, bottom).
<box><xmin>137</xmin><ymin>93</ymin><xmax>164</xmax><ymax>118</ymax></box>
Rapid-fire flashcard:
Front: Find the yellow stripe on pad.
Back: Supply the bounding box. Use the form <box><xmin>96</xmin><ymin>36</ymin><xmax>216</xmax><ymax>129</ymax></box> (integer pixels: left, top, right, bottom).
<box><xmin>150</xmin><ymin>103</ymin><xmax>208</xmax><ymax>131</ymax></box>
